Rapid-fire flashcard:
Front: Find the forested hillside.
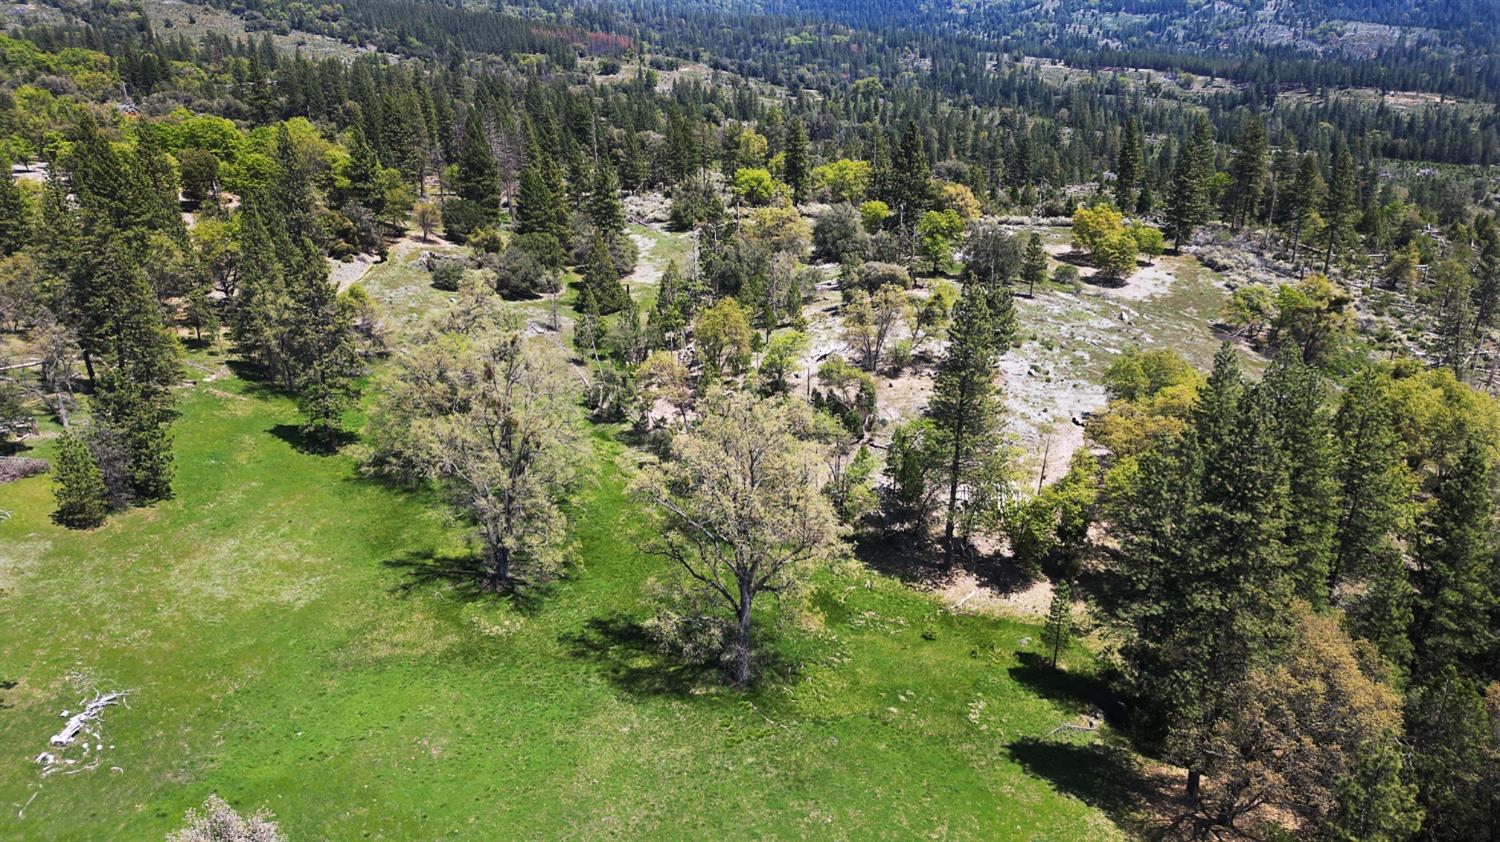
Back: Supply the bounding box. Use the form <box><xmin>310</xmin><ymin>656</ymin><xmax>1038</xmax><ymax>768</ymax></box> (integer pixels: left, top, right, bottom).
<box><xmin>0</xmin><ymin>0</ymin><xmax>1496</xmax><ymax>838</ymax></box>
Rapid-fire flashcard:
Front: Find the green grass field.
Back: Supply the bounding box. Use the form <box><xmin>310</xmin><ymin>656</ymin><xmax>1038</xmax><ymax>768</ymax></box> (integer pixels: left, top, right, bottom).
<box><xmin>0</xmin><ymin>356</ymin><xmax>1135</xmax><ymax>839</ymax></box>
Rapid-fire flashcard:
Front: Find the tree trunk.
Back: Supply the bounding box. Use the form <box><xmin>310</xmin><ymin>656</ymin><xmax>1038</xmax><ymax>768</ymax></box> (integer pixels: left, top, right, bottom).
<box><xmin>82</xmin><ymin>350</ymin><xmax>95</xmax><ymax>388</ymax></box>
<box><xmin>1186</xmin><ymin>769</ymin><xmax>1201</xmax><ymax>802</ymax></box>
<box><xmin>944</xmin><ymin>425</ymin><xmax>963</xmax><ymax>551</ymax></box>
<box><xmin>486</xmin><ymin>543</ymin><xmax>510</xmax><ymax>591</ymax></box>
<box><xmin>733</xmin><ymin>581</ymin><xmax>753</xmax><ymax>685</ymax></box>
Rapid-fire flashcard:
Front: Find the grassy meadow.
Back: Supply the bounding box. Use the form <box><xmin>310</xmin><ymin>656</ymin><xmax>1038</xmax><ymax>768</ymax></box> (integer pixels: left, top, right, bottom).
<box><xmin>0</xmin><ymin>347</ymin><xmax>1135</xmax><ymax>839</ymax></box>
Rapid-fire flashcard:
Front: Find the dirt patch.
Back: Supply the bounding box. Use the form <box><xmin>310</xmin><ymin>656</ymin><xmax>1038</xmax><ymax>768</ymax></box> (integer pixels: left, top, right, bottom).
<box><xmin>936</xmin><ymin>570</ymin><xmax>1056</xmax><ymax>619</ymax></box>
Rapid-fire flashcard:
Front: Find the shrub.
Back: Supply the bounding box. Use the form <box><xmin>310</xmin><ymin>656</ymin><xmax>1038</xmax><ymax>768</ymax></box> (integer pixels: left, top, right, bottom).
<box><xmin>51</xmin><ymin>431</ymin><xmax>108</xmax><ymax>529</ymax></box>
<box><xmin>441</xmin><ymin>197</ymin><xmax>489</xmax><ymax>243</ymax></box>
<box><xmin>166</xmin><ymin>795</ymin><xmax>285</xmax><ymax>842</ymax></box>
<box><xmin>812</xmin><ymin>204</ymin><xmax>869</xmax><ymax>263</ymax></box>
<box><xmin>430</xmin><ymin>258</ymin><xmax>467</xmax><ymax>291</ymax></box>
<box><xmin>511</xmin><ymin>231</ymin><xmax>564</xmax><ymax>269</ymax></box>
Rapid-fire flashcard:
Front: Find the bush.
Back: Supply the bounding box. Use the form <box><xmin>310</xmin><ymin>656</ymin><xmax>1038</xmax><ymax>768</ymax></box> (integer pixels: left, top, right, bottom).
<box><xmin>812</xmin><ymin>204</ymin><xmax>869</xmax><ymax>263</ymax></box>
<box><xmin>1128</xmin><ymin>223</ymin><xmax>1165</xmax><ymax>257</ymax></box>
<box><xmin>167</xmin><ymin>795</ymin><xmax>285</xmax><ymax>842</ymax></box>
<box><xmin>512</xmin><ymin>231</ymin><xmax>564</xmax><ymax>269</ymax></box>
<box><xmin>466</xmin><ymin>226</ymin><xmax>506</xmax><ymax>254</ymax></box>
<box><xmin>488</xmin><ymin>246</ymin><xmax>550</xmax><ymax>298</ymax></box>
<box><xmin>845</xmin><ymin>261</ymin><xmax>912</xmax><ymax>294</ymax></box>
<box><xmin>51</xmin><ymin>431</ymin><xmax>108</xmax><ymax>529</ymax></box>
<box><xmin>1053</xmin><ymin>264</ymin><xmax>1081</xmax><ymax>290</ymax></box>
<box><xmin>430</xmin><ymin>258</ymin><xmax>467</xmax><ymax>291</ymax></box>
<box><xmin>441</xmin><ymin>197</ymin><xmax>489</xmax><ymax>243</ymax></box>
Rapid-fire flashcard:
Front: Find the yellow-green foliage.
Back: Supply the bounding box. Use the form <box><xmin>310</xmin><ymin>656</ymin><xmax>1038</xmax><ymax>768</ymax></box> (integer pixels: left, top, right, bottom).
<box><xmin>1087</xmin><ymin>348</ymin><xmax>1204</xmax><ymax>459</ymax></box>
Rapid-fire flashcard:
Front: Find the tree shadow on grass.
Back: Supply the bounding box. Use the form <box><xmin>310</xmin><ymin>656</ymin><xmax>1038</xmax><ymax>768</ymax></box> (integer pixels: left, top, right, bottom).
<box><xmin>267</xmin><ymin>424</ymin><xmax>358</xmax><ymax>456</ymax></box>
<box><xmin>381</xmin><ymin>549</ymin><xmax>549</xmax><ymax>613</ymax></box>
<box><xmin>560</xmin><ymin>612</ymin><xmax>801</xmax><ymax>700</ymax></box>
<box><xmin>224</xmin><ymin>359</ymin><xmax>289</xmax><ymax>400</ymax></box>
<box><xmin>1007</xmin><ymin>738</ymin><xmax>1166</xmax><ymax>836</ymax></box>
<box><xmin>560</xmin><ymin>613</ymin><xmax>722</xmax><ymax>698</ymax></box>
<box><xmin>1008</xmin><ymin>650</ymin><xmax>1127</xmax><ymax>726</ymax></box>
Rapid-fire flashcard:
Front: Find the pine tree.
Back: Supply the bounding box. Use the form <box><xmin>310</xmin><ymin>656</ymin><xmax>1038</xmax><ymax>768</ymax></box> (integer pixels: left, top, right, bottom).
<box><xmin>1259</xmin><ymin>348</ymin><xmax>1337</xmax><ymax>605</ymax></box>
<box><xmin>648</xmin><ymin>260</ymin><xmax>687</xmax><ymax>349</ymax></box>
<box><xmin>1223</xmin><ymin>117</ymin><xmax>1268</xmax><ymax>230</ymax></box>
<box><xmin>455</xmin><ymin>114</ymin><xmax>500</xmax><ymax>215</ymax></box>
<box><xmin>0</xmin><ymin>161</ymin><xmax>29</xmax><ymax>256</ymax></box>
<box><xmin>230</xmin><ymin>192</ymin><xmax>289</xmax><ymax>379</ymax></box>
<box><xmin>1042</xmin><ymin>580</ymin><xmax>1073</xmax><ymax>667</ymax></box>
<box><xmin>573</xmin><ymin>283</ymin><xmax>603</xmax><ymax>361</ymax></box>
<box><xmin>1346</xmin><ymin>541</ymin><xmax>1416</xmax><ymax>674</ymax></box>
<box><xmin>1165</xmin><ymin>116</ymin><xmax>1214</xmax><ymax>250</ymax></box>
<box><xmin>345</xmin><ymin>124</ymin><xmax>385</xmax><ymax>217</ymax></box>
<box><xmin>1286</xmin><ymin>153</ymin><xmax>1324</xmax><ymax>263</ymax></box>
<box><xmin>1413</xmin><ymin>437</ymin><xmax>1495</xmax><ymax>676</ymax></box>
<box><xmin>1329</xmin><ymin>370</ymin><xmax>1410</xmax><ymax>594</ymax></box>
<box><xmin>583</xmin><ymin>233</ymin><xmax>627</xmax><ymax>314</ymax></box>
<box><xmin>1021</xmin><ymin>232</ymin><xmax>1047</xmax><ymax>298</ymax></box>
<box><xmin>272</xmin><ymin>124</ymin><xmax>317</xmax><ymax>246</ymax></box>
<box><xmin>929</xmin><ymin>282</ymin><xmax>1000</xmax><ymax>547</ymax></box>
<box><xmin>783</xmin><ymin>117</ymin><xmax>810</xmax><ymax>203</ymax></box>
<box><xmin>588</xmin><ymin>162</ymin><xmax>626</xmax><ymax>243</ymax></box>
<box><xmin>515</xmin><ymin>162</ymin><xmax>559</xmax><ymax>240</ymax></box>
<box><xmin>1321</xmin><ymin>147</ymin><xmax>1357</xmax><ymax>274</ymax></box>
<box><xmin>1472</xmin><ymin>219</ymin><xmax>1500</xmax><ymax>332</ymax></box>
<box><xmin>51</xmin><ymin>430</ymin><xmax>109</xmax><ymax>528</ymax></box>
<box><xmin>1107</xmin><ymin>344</ymin><xmax>1298</xmax><ymax>797</ymax></box>
<box><xmin>283</xmin><ymin>243</ymin><xmax>362</xmax><ymax>448</ymax></box>
<box><xmin>1115</xmin><ymin>118</ymin><xmax>1143</xmax><ymax>211</ymax></box>
<box><xmin>887</xmin><ymin>121</ymin><xmax>934</xmax><ymax>229</ymax></box>
<box><xmin>1404</xmin><ymin>667</ymin><xmax>1499</xmax><ymax>840</ymax></box>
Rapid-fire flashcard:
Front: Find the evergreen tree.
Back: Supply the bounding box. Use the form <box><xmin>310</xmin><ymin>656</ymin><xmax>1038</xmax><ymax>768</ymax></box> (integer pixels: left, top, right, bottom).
<box><xmin>1286</xmin><ymin>153</ymin><xmax>1324</xmax><ymax>263</ymax></box>
<box><xmin>783</xmin><ymin>118</ymin><xmax>810</xmax><ymax>203</ymax></box>
<box><xmin>1322</xmin><ymin>148</ymin><xmax>1358</xmax><ymax>274</ymax></box>
<box><xmin>515</xmin><ymin>162</ymin><xmax>559</xmax><ymax>240</ymax></box>
<box><xmin>1021</xmin><ymin>232</ymin><xmax>1047</xmax><ymax>298</ymax></box>
<box><xmin>272</xmin><ymin>124</ymin><xmax>317</xmax><ymax>246</ymax></box>
<box><xmin>1042</xmin><ymin>580</ymin><xmax>1073</xmax><ymax>667</ymax></box>
<box><xmin>1472</xmin><ymin>219</ymin><xmax>1500</xmax><ymax>332</ymax></box>
<box><xmin>929</xmin><ymin>282</ymin><xmax>1000</xmax><ymax>547</ymax></box>
<box><xmin>284</xmin><ymin>243</ymin><xmax>362</xmax><ymax>448</ymax></box>
<box><xmin>1223</xmin><ymin>117</ymin><xmax>1269</xmax><ymax>230</ymax></box>
<box><xmin>1165</xmin><ymin>116</ymin><xmax>1215</xmax><ymax>250</ymax></box>
<box><xmin>1108</xmin><ymin>345</ymin><xmax>1296</xmax><ymax>798</ymax></box>
<box><xmin>583</xmin><ymin>234</ymin><xmax>627</xmax><ymax>314</ymax></box>
<box><xmin>455</xmin><ymin>114</ymin><xmax>500</xmax><ymax>214</ymax></box>
<box><xmin>648</xmin><ymin>260</ymin><xmax>687</xmax><ymax>349</ymax></box>
<box><xmin>1114</xmin><ymin>118</ymin><xmax>1143</xmax><ymax>211</ymax></box>
<box><xmin>1347</xmin><ymin>541</ymin><xmax>1416</xmax><ymax>675</ymax></box>
<box><xmin>1413</xmin><ymin>437</ymin><xmax>1495</xmax><ymax>677</ymax></box>
<box><xmin>588</xmin><ymin>162</ymin><xmax>626</xmax><ymax>243</ymax></box>
<box><xmin>230</xmin><ymin>192</ymin><xmax>289</xmax><ymax>379</ymax></box>
<box><xmin>1259</xmin><ymin>348</ymin><xmax>1337</xmax><ymax>605</ymax></box>
<box><xmin>345</xmin><ymin>124</ymin><xmax>385</xmax><ymax>217</ymax></box>
<box><xmin>1329</xmin><ymin>370</ymin><xmax>1410</xmax><ymax>594</ymax></box>
<box><xmin>0</xmin><ymin>162</ymin><xmax>29</xmax><ymax>256</ymax></box>
<box><xmin>1404</xmin><ymin>667</ymin><xmax>1499</xmax><ymax>841</ymax></box>
<box><xmin>573</xmin><ymin>283</ymin><xmax>603</xmax><ymax>361</ymax></box>
<box><xmin>51</xmin><ymin>430</ymin><xmax>109</xmax><ymax>528</ymax></box>
<box><xmin>887</xmin><ymin>121</ymin><xmax>934</xmax><ymax>229</ymax></box>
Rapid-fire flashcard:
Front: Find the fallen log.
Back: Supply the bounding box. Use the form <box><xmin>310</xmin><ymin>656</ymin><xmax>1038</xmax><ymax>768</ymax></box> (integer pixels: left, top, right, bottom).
<box><xmin>50</xmin><ymin>692</ymin><xmax>125</xmax><ymax>747</ymax></box>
